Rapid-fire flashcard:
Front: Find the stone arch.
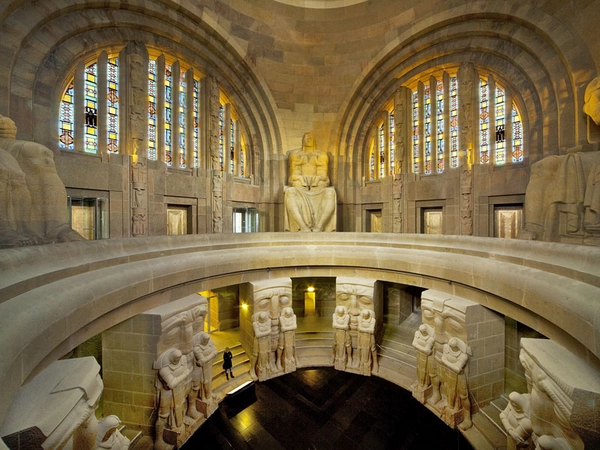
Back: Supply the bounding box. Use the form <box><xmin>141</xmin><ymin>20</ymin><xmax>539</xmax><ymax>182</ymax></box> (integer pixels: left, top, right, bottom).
<box><xmin>0</xmin><ymin>1</ymin><xmax>282</xmax><ymax>184</ymax></box>
<box><xmin>335</xmin><ymin>3</ymin><xmax>597</xmax><ymax>187</ymax></box>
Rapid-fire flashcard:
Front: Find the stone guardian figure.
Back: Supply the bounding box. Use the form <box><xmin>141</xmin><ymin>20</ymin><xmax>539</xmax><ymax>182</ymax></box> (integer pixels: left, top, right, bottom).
<box><xmin>189</xmin><ymin>332</ymin><xmax>217</xmax><ymax>419</ymax></box>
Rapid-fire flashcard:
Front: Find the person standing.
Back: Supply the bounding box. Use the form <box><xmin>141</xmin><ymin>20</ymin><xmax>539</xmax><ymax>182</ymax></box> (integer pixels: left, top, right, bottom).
<box><xmin>222</xmin><ymin>347</ymin><xmax>234</xmax><ymax>380</ymax></box>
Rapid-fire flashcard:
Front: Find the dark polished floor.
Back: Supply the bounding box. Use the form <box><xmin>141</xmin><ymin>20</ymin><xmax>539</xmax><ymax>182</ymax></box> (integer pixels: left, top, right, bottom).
<box><xmin>182</xmin><ymin>368</ymin><xmax>473</xmax><ymax>450</ymax></box>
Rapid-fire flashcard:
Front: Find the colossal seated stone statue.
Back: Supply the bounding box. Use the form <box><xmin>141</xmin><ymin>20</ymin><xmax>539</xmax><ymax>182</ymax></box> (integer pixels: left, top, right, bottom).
<box><xmin>519</xmin><ymin>77</ymin><xmax>600</xmax><ymax>244</ymax></box>
<box><xmin>0</xmin><ymin>115</ymin><xmax>83</xmax><ymax>247</ymax></box>
<box><xmin>284</xmin><ymin>132</ymin><xmax>336</xmax><ymax>232</ymax></box>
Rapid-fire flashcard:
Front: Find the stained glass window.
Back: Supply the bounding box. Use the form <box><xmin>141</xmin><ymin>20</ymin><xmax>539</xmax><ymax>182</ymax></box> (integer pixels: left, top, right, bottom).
<box><xmin>193</xmin><ymin>78</ymin><xmax>200</xmax><ymax>168</ymax></box>
<box><xmin>495</xmin><ymin>86</ymin><xmax>506</xmax><ymax>165</ymax></box>
<box><xmin>424</xmin><ymin>83</ymin><xmax>432</xmax><ymax>174</ymax></box>
<box><xmin>59</xmin><ymin>82</ymin><xmax>75</xmax><ymax>150</ymax></box>
<box><xmin>479</xmin><ymin>78</ymin><xmax>490</xmax><ymax>164</ymax></box>
<box><xmin>219</xmin><ymin>104</ymin><xmax>224</xmax><ymax>171</ymax></box>
<box><xmin>107</xmin><ymin>57</ymin><xmax>119</xmax><ymax>153</ymax></box>
<box><xmin>230</xmin><ymin>119</ymin><xmax>235</xmax><ymax>174</ymax></box>
<box><xmin>379</xmin><ymin>123</ymin><xmax>385</xmax><ymax>178</ymax></box>
<box><xmin>436</xmin><ymin>79</ymin><xmax>444</xmax><ymax>173</ymax></box>
<box><xmin>179</xmin><ymin>73</ymin><xmax>187</xmax><ymax>167</ymax></box>
<box><xmin>240</xmin><ymin>136</ymin><xmax>246</xmax><ymax>177</ymax></box>
<box><xmin>412</xmin><ymin>91</ymin><xmax>419</xmax><ymax>173</ymax></box>
<box><xmin>164</xmin><ymin>64</ymin><xmax>173</xmax><ymax>165</ymax></box>
<box><xmin>449</xmin><ymin>76</ymin><xmax>459</xmax><ymax>168</ymax></box>
<box><xmin>84</xmin><ymin>63</ymin><xmax>98</xmax><ymax>153</ymax></box>
<box><xmin>389</xmin><ymin>112</ymin><xmax>395</xmax><ymax>175</ymax></box>
<box><xmin>148</xmin><ymin>59</ymin><xmax>157</xmax><ymax>161</ymax></box>
<box><xmin>370</xmin><ymin>147</ymin><xmax>375</xmax><ymax>181</ymax></box>
<box><xmin>512</xmin><ymin>107</ymin><xmax>523</xmax><ymax>162</ymax></box>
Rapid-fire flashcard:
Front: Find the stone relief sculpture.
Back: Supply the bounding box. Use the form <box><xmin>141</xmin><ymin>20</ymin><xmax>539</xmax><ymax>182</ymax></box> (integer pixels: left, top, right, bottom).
<box><xmin>357</xmin><ymin>309</ymin><xmax>378</xmax><ymax>375</ymax></box>
<box><xmin>332</xmin><ymin>305</ymin><xmax>351</xmax><ymax>370</ymax></box>
<box><xmin>95</xmin><ymin>416</ymin><xmax>130</xmax><ymax>450</ymax></box>
<box><xmin>334</xmin><ymin>279</ymin><xmax>379</xmax><ymax>374</ymax></box>
<box><xmin>154</xmin><ymin>348</ymin><xmax>191</xmax><ymax>450</ymax></box>
<box><xmin>284</xmin><ymin>132</ymin><xmax>337</xmax><ymax>232</ymax></box>
<box><xmin>499</xmin><ymin>392</ymin><xmax>533</xmax><ymax>449</ymax></box>
<box><xmin>249</xmin><ymin>284</ymin><xmax>296</xmax><ymax>380</ymax></box>
<box><xmin>499</xmin><ymin>339</ymin><xmax>600</xmax><ymax>450</ymax></box>
<box><xmin>0</xmin><ymin>114</ymin><xmax>83</xmax><ymax>247</ymax></box>
<box><xmin>412</xmin><ymin>292</ymin><xmax>477</xmax><ymax>430</ymax></box>
<box><xmin>280</xmin><ymin>306</ymin><xmax>299</xmax><ymax>373</ymax></box>
<box><xmin>189</xmin><ymin>332</ymin><xmax>218</xmax><ymax>419</ymax></box>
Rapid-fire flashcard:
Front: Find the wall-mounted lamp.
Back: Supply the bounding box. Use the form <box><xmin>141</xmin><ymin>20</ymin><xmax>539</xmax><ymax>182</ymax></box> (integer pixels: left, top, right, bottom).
<box><xmin>307</xmin><ymin>286</ymin><xmax>315</xmax><ymax>293</ymax></box>
<box><xmin>241</xmin><ymin>302</ymin><xmax>248</xmax><ymax>310</ymax></box>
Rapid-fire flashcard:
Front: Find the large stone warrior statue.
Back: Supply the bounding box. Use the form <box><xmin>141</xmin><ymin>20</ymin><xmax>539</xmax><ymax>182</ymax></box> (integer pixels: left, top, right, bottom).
<box><xmin>284</xmin><ymin>132</ymin><xmax>337</xmax><ymax>232</ymax></box>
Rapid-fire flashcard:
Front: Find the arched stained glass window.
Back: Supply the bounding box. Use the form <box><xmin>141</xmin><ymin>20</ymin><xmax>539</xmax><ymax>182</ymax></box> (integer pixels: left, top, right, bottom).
<box><xmin>59</xmin><ymin>82</ymin><xmax>75</xmax><ymax>150</ymax></box>
<box><xmin>412</xmin><ymin>91</ymin><xmax>420</xmax><ymax>174</ymax></box>
<box><xmin>84</xmin><ymin>63</ymin><xmax>99</xmax><ymax>153</ymax></box>
<box><xmin>219</xmin><ymin>104</ymin><xmax>224</xmax><ymax>171</ymax></box>
<box><xmin>179</xmin><ymin>73</ymin><xmax>187</xmax><ymax>167</ymax></box>
<box><xmin>389</xmin><ymin>112</ymin><xmax>395</xmax><ymax>175</ymax></box>
<box><xmin>57</xmin><ymin>46</ymin><xmax>253</xmax><ymax>177</ymax></box>
<box><xmin>449</xmin><ymin>76</ymin><xmax>459</xmax><ymax>169</ymax></box>
<box><xmin>107</xmin><ymin>57</ymin><xmax>119</xmax><ymax>153</ymax></box>
<box><xmin>379</xmin><ymin>123</ymin><xmax>385</xmax><ymax>178</ymax></box>
<box><xmin>479</xmin><ymin>78</ymin><xmax>490</xmax><ymax>164</ymax></box>
<box><xmin>230</xmin><ymin>119</ymin><xmax>236</xmax><ymax>174</ymax></box>
<box><xmin>424</xmin><ymin>84</ymin><xmax>432</xmax><ymax>174</ymax></box>
<box><xmin>404</xmin><ymin>70</ymin><xmax>524</xmax><ymax>175</ymax></box>
<box><xmin>148</xmin><ymin>59</ymin><xmax>157</xmax><ymax>161</ymax></box>
<box><xmin>436</xmin><ymin>79</ymin><xmax>444</xmax><ymax>173</ymax></box>
<box><xmin>164</xmin><ymin>64</ymin><xmax>173</xmax><ymax>165</ymax></box>
<box><xmin>495</xmin><ymin>86</ymin><xmax>506</xmax><ymax>165</ymax></box>
<box><xmin>193</xmin><ymin>79</ymin><xmax>200</xmax><ymax>168</ymax></box>
<box><xmin>512</xmin><ymin>109</ymin><xmax>523</xmax><ymax>162</ymax></box>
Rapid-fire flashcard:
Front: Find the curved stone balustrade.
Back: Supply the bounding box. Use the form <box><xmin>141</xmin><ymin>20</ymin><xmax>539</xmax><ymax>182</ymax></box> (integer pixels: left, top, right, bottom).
<box><xmin>0</xmin><ymin>233</ymin><xmax>599</xmax><ymax>428</ymax></box>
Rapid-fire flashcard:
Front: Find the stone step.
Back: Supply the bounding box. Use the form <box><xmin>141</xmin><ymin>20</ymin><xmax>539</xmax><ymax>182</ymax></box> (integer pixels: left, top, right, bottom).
<box><xmin>378</xmin><ymin>343</ymin><xmax>416</xmax><ymax>366</ymax></box>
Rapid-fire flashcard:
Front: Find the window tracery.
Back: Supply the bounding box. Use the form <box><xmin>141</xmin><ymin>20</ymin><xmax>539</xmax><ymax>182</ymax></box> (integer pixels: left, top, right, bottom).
<box><xmin>57</xmin><ymin>45</ymin><xmax>250</xmax><ymax>178</ymax></box>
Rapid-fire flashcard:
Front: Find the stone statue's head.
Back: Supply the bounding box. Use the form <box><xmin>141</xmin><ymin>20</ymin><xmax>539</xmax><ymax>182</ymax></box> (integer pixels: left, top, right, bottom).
<box><xmin>169</xmin><ymin>349</ymin><xmax>182</xmax><ymax>365</ymax></box>
<box><xmin>584</xmin><ymin>77</ymin><xmax>600</xmax><ymax>126</ymax></box>
<box><xmin>302</xmin><ymin>132</ymin><xmax>314</xmax><ymax>149</ymax></box>
<box><xmin>0</xmin><ymin>115</ymin><xmax>17</xmax><ymax>139</ymax></box>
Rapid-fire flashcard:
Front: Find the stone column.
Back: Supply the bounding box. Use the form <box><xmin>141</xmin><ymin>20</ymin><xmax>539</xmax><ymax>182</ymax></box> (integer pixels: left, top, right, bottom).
<box><xmin>208</xmin><ymin>76</ymin><xmax>223</xmax><ymax>233</ymax></box>
<box><xmin>393</xmin><ymin>86</ymin><xmax>411</xmax><ymax>233</ymax></box>
<box><xmin>458</xmin><ymin>62</ymin><xmax>477</xmax><ymax>236</ymax></box>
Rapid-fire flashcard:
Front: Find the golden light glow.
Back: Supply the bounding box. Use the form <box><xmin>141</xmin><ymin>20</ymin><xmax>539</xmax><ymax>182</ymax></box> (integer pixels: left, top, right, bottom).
<box><xmin>241</xmin><ymin>302</ymin><xmax>248</xmax><ymax>310</ymax></box>
<box><xmin>307</xmin><ymin>286</ymin><xmax>315</xmax><ymax>293</ymax></box>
